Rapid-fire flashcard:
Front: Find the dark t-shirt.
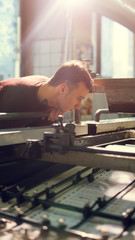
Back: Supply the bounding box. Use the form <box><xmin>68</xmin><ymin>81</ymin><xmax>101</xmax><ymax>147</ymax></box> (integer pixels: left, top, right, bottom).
<box><xmin>0</xmin><ymin>75</ymin><xmax>52</xmax><ymax>129</ymax></box>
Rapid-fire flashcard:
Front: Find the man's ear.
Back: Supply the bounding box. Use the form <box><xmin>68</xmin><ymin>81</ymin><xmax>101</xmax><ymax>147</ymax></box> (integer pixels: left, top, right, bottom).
<box><xmin>58</xmin><ymin>83</ymin><xmax>68</xmax><ymax>94</ymax></box>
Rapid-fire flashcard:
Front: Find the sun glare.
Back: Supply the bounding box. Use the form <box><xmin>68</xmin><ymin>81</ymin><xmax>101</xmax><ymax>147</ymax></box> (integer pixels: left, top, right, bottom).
<box><xmin>59</xmin><ymin>0</ymin><xmax>84</xmax><ymax>10</ymax></box>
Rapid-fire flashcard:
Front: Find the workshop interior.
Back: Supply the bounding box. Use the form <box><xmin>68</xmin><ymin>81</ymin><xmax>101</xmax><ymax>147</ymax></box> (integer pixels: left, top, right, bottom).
<box><xmin>0</xmin><ymin>0</ymin><xmax>135</xmax><ymax>239</ymax></box>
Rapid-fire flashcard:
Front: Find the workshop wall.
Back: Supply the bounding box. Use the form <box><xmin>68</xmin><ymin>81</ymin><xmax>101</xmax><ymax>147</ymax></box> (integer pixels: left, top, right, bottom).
<box><xmin>20</xmin><ymin>0</ymin><xmax>94</xmax><ymax>77</ymax></box>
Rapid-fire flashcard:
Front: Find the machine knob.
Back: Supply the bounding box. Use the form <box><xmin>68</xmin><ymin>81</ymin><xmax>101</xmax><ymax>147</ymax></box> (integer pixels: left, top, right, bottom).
<box><xmin>57</xmin><ymin>115</ymin><xmax>63</xmax><ymax>126</ymax></box>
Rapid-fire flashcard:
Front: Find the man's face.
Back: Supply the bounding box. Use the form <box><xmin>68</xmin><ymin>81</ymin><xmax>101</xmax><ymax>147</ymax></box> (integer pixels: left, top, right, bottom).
<box><xmin>56</xmin><ymin>82</ymin><xmax>89</xmax><ymax>114</ymax></box>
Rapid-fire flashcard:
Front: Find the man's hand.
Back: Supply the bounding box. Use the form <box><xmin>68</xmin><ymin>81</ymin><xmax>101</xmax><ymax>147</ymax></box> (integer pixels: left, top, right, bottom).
<box><xmin>48</xmin><ymin>108</ymin><xmax>63</xmax><ymax>121</ymax></box>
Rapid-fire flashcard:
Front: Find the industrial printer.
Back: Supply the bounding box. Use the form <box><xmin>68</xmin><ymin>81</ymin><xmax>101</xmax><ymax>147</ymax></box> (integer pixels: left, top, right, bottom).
<box><xmin>0</xmin><ymin>77</ymin><xmax>135</xmax><ymax>240</ymax></box>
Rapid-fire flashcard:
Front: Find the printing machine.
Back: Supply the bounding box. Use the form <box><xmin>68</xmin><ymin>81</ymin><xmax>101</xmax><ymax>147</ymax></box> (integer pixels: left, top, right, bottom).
<box><xmin>0</xmin><ymin>78</ymin><xmax>135</xmax><ymax>240</ymax></box>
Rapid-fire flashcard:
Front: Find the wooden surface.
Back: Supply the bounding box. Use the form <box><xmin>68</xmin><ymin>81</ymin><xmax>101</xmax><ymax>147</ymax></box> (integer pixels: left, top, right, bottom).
<box><xmin>93</xmin><ymin>78</ymin><xmax>135</xmax><ymax>113</ymax></box>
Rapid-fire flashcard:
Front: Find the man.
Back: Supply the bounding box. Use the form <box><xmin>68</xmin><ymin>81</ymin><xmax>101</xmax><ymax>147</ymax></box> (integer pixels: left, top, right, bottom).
<box><xmin>0</xmin><ymin>60</ymin><xmax>93</xmax><ymax>128</ymax></box>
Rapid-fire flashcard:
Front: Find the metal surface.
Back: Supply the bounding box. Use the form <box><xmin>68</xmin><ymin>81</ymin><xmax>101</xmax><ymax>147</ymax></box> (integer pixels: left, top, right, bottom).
<box><xmin>76</xmin><ymin>129</ymin><xmax>135</xmax><ymax>147</ymax></box>
<box><xmin>39</xmin><ymin>147</ymin><xmax>135</xmax><ymax>173</ymax></box>
<box><xmin>1</xmin><ymin>167</ymin><xmax>135</xmax><ymax>239</ymax></box>
<box><xmin>0</xmin><ymin>112</ymin><xmax>49</xmax><ymax>120</ymax></box>
<box><xmin>75</xmin><ymin>110</ymin><xmax>81</xmax><ymax>124</ymax></box>
<box><xmin>1</xmin><ymin>122</ymin><xmax>135</xmax><ymax>239</ymax></box>
<box><xmin>87</xmin><ymin>118</ymin><xmax>135</xmax><ymax>135</ymax></box>
<box><xmin>23</xmin><ymin>128</ymin><xmax>135</xmax><ymax>173</ymax></box>
<box><xmin>0</xmin><ymin>126</ymin><xmax>54</xmax><ymax>147</ymax></box>
<box><xmin>35</xmin><ymin>121</ymin><xmax>135</xmax><ymax>173</ymax></box>
<box><xmin>1</xmin><ymin>118</ymin><xmax>135</xmax><ymax>147</ymax></box>
<box><xmin>94</xmin><ymin>108</ymin><xmax>110</xmax><ymax>121</ymax></box>
<box><xmin>0</xmin><ymin>124</ymin><xmax>88</xmax><ymax>147</ymax></box>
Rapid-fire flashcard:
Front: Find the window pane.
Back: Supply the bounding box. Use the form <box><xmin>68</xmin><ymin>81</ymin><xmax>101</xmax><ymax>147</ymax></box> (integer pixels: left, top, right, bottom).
<box><xmin>101</xmin><ymin>16</ymin><xmax>134</xmax><ymax>78</ymax></box>
<box><xmin>0</xmin><ymin>0</ymin><xmax>20</xmax><ymax>80</ymax></box>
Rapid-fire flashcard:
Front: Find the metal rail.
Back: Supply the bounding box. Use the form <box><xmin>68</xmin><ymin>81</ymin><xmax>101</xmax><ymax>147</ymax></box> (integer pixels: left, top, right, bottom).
<box><xmin>0</xmin><ymin>112</ymin><xmax>49</xmax><ymax>120</ymax></box>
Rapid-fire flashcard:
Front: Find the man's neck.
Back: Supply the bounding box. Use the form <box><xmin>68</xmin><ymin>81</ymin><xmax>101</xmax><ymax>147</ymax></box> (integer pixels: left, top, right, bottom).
<box><xmin>37</xmin><ymin>83</ymin><xmax>58</xmax><ymax>108</ymax></box>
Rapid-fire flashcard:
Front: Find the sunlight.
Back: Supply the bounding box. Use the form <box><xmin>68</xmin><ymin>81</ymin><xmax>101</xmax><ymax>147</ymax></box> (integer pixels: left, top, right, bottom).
<box><xmin>96</xmin><ymin>222</ymin><xmax>123</xmax><ymax>235</ymax></box>
<box><xmin>108</xmin><ymin>171</ymin><xmax>135</xmax><ymax>184</ymax></box>
<box><xmin>102</xmin><ymin>171</ymin><xmax>135</xmax><ymax>199</ymax></box>
<box><xmin>113</xmin><ymin>22</ymin><xmax>132</xmax><ymax>77</ymax></box>
<box><xmin>22</xmin><ymin>1</ymin><xmax>61</xmax><ymax>51</ymax></box>
<box><xmin>59</xmin><ymin>0</ymin><xmax>84</xmax><ymax>10</ymax></box>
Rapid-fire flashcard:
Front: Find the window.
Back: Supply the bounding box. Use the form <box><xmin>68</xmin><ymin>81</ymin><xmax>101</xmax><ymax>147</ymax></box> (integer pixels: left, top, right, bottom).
<box><xmin>101</xmin><ymin>16</ymin><xmax>134</xmax><ymax>78</ymax></box>
<box><xmin>31</xmin><ymin>38</ymin><xmax>64</xmax><ymax>77</ymax></box>
<box><xmin>0</xmin><ymin>0</ymin><xmax>20</xmax><ymax>80</ymax></box>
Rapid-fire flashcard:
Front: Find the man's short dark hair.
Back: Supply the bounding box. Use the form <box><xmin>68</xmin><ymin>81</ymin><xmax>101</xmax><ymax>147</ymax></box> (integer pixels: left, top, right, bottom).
<box><xmin>49</xmin><ymin>60</ymin><xmax>93</xmax><ymax>92</ymax></box>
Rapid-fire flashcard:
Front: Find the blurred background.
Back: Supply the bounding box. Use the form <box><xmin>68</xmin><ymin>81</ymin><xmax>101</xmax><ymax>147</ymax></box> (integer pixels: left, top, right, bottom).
<box><xmin>0</xmin><ymin>0</ymin><xmax>134</xmax><ymax>120</ymax></box>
